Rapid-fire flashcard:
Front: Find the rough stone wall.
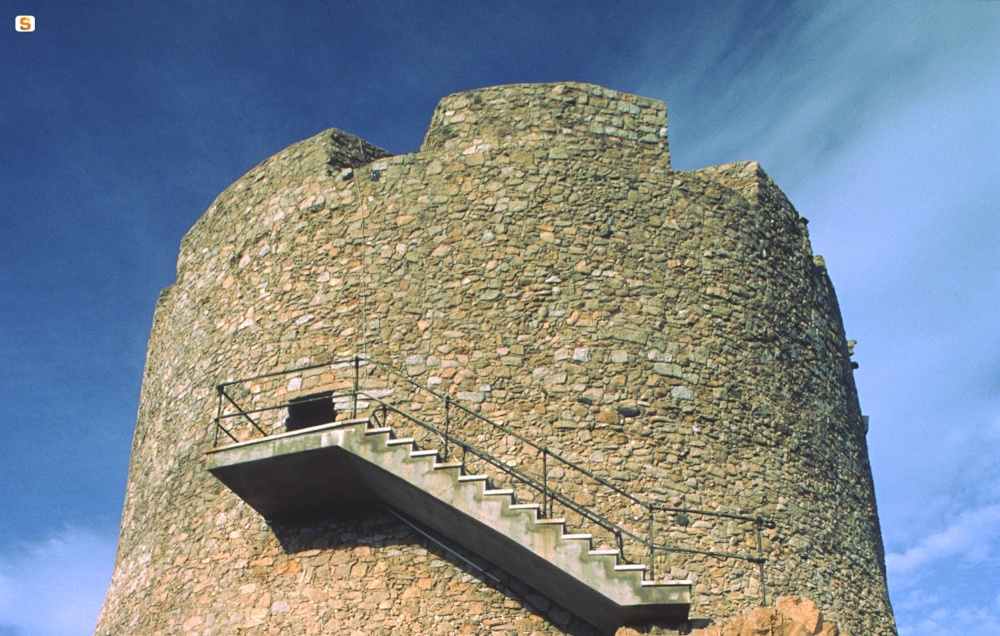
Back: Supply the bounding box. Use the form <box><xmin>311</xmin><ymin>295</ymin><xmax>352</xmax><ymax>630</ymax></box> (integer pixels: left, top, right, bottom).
<box><xmin>97</xmin><ymin>83</ymin><xmax>895</xmax><ymax>635</ymax></box>
<box><xmin>422</xmin><ymin>83</ymin><xmax>669</xmax><ymax>163</ymax></box>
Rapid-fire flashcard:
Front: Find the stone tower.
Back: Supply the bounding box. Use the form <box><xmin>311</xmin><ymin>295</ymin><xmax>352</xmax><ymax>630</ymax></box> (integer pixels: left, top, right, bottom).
<box><xmin>96</xmin><ymin>83</ymin><xmax>896</xmax><ymax>635</ymax></box>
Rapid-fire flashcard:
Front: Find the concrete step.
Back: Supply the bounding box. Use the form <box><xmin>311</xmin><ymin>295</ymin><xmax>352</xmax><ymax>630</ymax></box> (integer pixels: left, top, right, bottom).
<box><xmin>409</xmin><ymin>450</ymin><xmax>439</xmax><ymax>459</ymax></box>
<box><xmin>385</xmin><ymin>437</ymin><xmax>416</xmax><ymax>446</ymax></box>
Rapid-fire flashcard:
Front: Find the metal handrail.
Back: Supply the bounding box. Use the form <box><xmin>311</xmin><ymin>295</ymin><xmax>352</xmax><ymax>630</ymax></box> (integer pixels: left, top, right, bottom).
<box><xmin>365</xmin><ymin>397</ymin><xmax>634</xmax><ymax>547</ymax></box>
<box><xmin>212</xmin><ymin>354</ymin><xmax>772</xmax><ymax>599</ymax></box>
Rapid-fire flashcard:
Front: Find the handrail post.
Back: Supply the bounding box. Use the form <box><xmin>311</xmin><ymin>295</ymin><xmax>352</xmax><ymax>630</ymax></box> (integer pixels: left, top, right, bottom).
<box><xmin>353</xmin><ymin>356</ymin><xmax>360</xmax><ymax>419</ymax></box>
<box><xmin>443</xmin><ymin>396</ymin><xmax>451</xmax><ymax>461</ymax></box>
<box><xmin>214</xmin><ymin>385</ymin><xmax>224</xmax><ymax>447</ymax></box>
<box><xmin>648</xmin><ymin>504</ymin><xmax>655</xmax><ymax>581</ymax></box>
<box><xmin>542</xmin><ymin>449</ymin><xmax>548</xmax><ymax>520</ymax></box>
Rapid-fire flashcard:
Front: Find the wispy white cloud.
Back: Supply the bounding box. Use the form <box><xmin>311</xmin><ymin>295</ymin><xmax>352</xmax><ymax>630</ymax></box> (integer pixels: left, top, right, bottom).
<box><xmin>0</xmin><ymin>527</ymin><xmax>116</xmax><ymax>636</ymax></box>
<box><xmin>887</xmin><ymin>503</ymin><xmax>1000</xmax><ymax>578</ymax></box>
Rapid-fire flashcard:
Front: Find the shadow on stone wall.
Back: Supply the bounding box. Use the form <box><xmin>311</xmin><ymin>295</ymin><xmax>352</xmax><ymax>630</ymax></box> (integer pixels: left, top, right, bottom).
<box><xmin>269</xmin><ymin>504</ymin><xmax>620</xmax><ymax>635</ymax></box>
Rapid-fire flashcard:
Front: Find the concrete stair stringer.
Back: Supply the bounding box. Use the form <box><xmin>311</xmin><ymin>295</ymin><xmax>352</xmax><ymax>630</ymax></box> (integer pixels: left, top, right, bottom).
<box><xmin>207</xmin><ymin>420</ymin><xmax>691</xmax><ymax>634</ymax></box>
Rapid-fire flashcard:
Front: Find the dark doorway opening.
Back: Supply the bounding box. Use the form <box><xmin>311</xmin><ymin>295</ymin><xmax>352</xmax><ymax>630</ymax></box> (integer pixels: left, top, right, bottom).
<box><xmin>285</xmin><ymin>391</ymin><xmax>337</xmax><ymax>431</ymax></box>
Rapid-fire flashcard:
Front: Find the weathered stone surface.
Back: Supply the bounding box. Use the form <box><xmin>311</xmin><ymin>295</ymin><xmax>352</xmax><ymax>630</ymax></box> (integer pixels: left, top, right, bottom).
<box><xmin>615</xmin><ymin>596</ymin><xmax>841</xmax><ymax>636</ymax></box>
<box><xmin>685</xmin><ymin>595</ymin><xmax>840</xmax><ymax>636</ymax></box>
<box><xmin>776</xmin><ymin>596</ymin><xmax>825</xmax><ymax>632</ymax></box>
<box><xmin>96</xmin><ymin>83</ymin><xmax>896</xmax><ymax>636</ymax></box>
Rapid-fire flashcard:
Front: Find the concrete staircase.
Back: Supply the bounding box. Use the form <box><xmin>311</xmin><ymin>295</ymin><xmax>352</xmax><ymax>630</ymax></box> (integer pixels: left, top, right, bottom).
<box><xmin>207</xmin><ymin>418</ymin><xmax>691</xmax><ymax>634</ymax></box>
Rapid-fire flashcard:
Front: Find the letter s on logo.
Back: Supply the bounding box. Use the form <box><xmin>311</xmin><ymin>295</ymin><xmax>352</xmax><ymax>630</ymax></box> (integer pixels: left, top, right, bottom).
<box><xmin>17</xmin><ymin>16</ymin><xmax>34</xmax><ymax>31</ymax></box>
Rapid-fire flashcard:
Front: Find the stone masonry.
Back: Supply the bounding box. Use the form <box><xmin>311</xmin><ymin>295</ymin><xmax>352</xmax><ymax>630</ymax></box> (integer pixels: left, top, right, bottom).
<box><xmin>96</xmin><ymin>82</ymin><xmax>897</xmax><ymax>635</ymax></box>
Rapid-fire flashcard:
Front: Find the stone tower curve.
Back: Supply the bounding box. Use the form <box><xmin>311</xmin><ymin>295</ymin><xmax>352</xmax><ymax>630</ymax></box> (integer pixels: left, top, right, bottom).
<box><xmin>96</xmin><ymin>82</ymin><xmax>897</xmax><ymax>635</ymax></box>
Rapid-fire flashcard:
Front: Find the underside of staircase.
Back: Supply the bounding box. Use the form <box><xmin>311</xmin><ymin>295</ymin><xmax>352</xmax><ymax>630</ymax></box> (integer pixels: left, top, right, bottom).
<box><xmin>207</xmin><ymin>418</ymin><xmax>691</xmax><ymax>634</ymax></box>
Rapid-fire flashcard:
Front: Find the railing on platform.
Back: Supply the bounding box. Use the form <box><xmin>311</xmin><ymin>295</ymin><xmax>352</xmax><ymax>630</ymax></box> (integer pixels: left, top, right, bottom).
<box><xmin>213</xmin><ymin>355</ymin><xmax>773</xmax><ymax>602</ymax></box>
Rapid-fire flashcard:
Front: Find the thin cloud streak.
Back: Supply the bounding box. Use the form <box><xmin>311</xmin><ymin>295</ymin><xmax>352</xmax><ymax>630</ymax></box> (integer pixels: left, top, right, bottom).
<box><xmin>887</xmin><ymin>504</ymin><xmax>1000</xmax><ymax>578</ymax></box>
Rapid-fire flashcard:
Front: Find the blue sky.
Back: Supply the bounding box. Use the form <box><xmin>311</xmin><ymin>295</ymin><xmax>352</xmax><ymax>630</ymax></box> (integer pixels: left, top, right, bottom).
<box><xmin>1</xmin><ymin>2</ymin><xmax>997</xmax><ymax>635</ymax></box>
